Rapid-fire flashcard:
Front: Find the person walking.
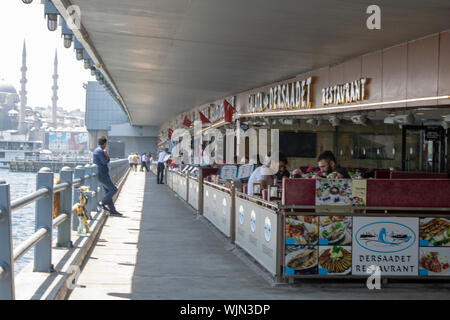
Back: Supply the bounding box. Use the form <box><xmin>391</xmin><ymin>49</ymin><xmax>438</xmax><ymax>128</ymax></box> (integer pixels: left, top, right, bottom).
<box><xmin>132</xmin><ymin>152</ymin><xmax>139</xmax><ymax>172</ymax></box>
<box><xmin>93</xmin><ymin>136</ymin><xmax>123</xmax><ymax>216</ymax></box>
<box><xmin>145</xmin><ymin>152</ymin><xmax>151</xmax><ymax>172</ymax></box>
<box><xmin>157</xmin><ymin>148</ymin><xmax>169</xmax><ymax>184</ymax></box>
<box><xmin>141</xmin><ymin>152</ymin><xmax>148</xmax><ymax>172</ymax></box>
<box><xmin>128</xmin><ymin>152</ymin><xmax>134</xmax><ymax>170</ymax></box>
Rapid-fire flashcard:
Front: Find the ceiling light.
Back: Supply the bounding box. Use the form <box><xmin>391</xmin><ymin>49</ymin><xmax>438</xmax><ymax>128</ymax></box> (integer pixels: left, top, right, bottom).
<box><xmin>22</xmin><ymin>0</ymin><xmax>33</xmax><ymax>4</ymax></box>
<box><xmin>351</xmin><ymin>115</ymin><xmax>367</xmax><ymax>125</ymax></box>
<box><xmin>44</xmin><ymin>0</ymin><xmax>59</xmax><ymax>31</ymax></box>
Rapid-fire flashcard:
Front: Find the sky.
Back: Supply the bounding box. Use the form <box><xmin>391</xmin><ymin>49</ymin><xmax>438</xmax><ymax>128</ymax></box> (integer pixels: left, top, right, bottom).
<box><xmin>0</xmin><ymin>0</ymin><xmax>95</xmax><ymax>112</ymax></box>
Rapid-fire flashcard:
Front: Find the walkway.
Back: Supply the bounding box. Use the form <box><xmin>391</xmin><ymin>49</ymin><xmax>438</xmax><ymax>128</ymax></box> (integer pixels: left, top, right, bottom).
<box><xmin>68</xmin><ymin>171</ymin><xmax>450</xmax><ymax>300</ymax></box>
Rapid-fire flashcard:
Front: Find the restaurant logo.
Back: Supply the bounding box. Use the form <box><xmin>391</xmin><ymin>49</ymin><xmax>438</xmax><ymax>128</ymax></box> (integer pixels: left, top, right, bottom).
<box><xmin>250</xmin><ymin>210</ymin><xmax>256</xmax><ymax>233</ymax></box>
<box><xmin>239</xmin><ymin>205</ymin><xmax>244</xmax><ymax>225</ymax></box>
<box><xmin>355</xmin><ymin>221</ymin><xmax>416</xmax><ymax>253</ymax></box>
<box><xmin>264</xmin><ymin>217</ymin><xmax>272</xmax><ymax>242</ymax></box>
<box><xmin>222</xmin><ymin>198</ymin><xmax>227</xmax><ymax>215</ymax></box>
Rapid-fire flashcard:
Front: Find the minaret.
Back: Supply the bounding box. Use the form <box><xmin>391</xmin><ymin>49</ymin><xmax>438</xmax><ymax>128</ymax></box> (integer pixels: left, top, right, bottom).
<box><xmin>52</xmin><ymin>50</ymin><xmax>58</xmax><ymax>127</ymax></box>
<box><xmin>18</xmin><ymin>40</ymin><xmax>27</xmax><ymax>134</ymax></box>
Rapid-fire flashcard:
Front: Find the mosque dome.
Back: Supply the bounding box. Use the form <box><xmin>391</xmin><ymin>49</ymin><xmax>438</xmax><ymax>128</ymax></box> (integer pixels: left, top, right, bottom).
<box><xmin>0</xmin><ymin>79</ymin><xmax>17</xmax><ymax>94</ymax></box>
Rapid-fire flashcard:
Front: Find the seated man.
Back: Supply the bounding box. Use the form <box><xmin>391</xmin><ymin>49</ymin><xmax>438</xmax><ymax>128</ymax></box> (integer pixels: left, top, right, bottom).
<box><xmin>276</xmin><ymin>158</ymin><xmax>290</xmax><ymax>181</ymax></box>
<box><xmin>315</xmin><ymin>150</ymin><xmax>350</xmax><ymax>179</ymax></box>
<box><xmin>247</xmin><ymin>155</ymin><xmax>285</xmax><ymax>196</ymax></box>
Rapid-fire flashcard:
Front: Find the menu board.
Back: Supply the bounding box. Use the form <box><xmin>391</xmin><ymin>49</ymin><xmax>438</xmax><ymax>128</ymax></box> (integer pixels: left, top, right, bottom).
<box><xmin>219</xmin><ymin>165</ymin><xmax>238</xmax><ymax>181</ymax></box>
<box><xmin>284</xmin><ymin>215</ymin><xmax>450</xmax><ymax>278</ymax></box>
<box><xmin>315</xmin><ymin>179</ymin><xmax>366</xmax><ymax>207</ymax></box>
<box><xmin>237</xmin><ymin>164</ymin><xmax>255</xmax><ymax>179</ymax></box>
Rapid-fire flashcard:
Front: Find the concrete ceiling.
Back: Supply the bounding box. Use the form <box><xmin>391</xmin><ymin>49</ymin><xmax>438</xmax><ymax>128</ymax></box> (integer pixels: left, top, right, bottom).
<box><xmin>70</xmin><ymin>0</ymin><xmax>450</xmax><ymax>126</ymax></box>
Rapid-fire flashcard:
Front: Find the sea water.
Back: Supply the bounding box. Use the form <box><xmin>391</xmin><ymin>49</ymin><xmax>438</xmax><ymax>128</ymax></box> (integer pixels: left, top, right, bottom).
<box><xmin>0</xmin><ymin>169</ymin><xmax>51</xmax><ymax>275</ymax></box>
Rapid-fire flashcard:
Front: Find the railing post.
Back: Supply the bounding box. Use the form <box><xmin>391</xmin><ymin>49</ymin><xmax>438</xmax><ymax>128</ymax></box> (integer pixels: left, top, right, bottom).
<box><xmin>90</xmin><ymin>164</ymin><xmax>98</xmax><ymax>212</ymax></box>
<box><xmin>73</xmin><ymin>165</ymin><xmax>85</xmax><ymax>231</ymax></box>
<box><xmin>84</xmin><ymin>164</ymin><xmax>93</xmax><ymax>220</ymax></box>
<box><xmin>57</xmin><ymin>167</ymin><xmax>73</xmax><ymax>248</ymax></box>
<box><xmin>198</xmin><ymin>169</ymin><xmax>204</xmax><ymax>216</ymax></box>
<box><xmin>230</xmin><ymin>184</ymin><xmax>236</xmax><ymax>244</ymax></box>
<box><xmin>0</xmin><ymin>182</ymin><xmax>15</xmax><ymax>299</ymax></box>
<box><xmin>34</xmin><ymin>168</ymin><xmax>54</xmax><ymax>273</ymax></box>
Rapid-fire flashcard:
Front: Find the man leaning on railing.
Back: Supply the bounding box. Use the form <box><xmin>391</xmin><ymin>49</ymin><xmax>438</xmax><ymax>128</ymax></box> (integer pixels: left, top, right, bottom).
<box><xmin>93</xmin><ymin>136</ymin><xmax>123</xmax><ymax>217</ymax></box>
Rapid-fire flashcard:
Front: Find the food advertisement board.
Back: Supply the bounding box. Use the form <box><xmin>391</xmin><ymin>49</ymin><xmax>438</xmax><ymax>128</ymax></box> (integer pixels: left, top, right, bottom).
<box><xmin>284</xmin><ymin>215</ymin><xmax>450</xmax><ymax>278</ymax></box>
<box><xmin>418</xmin><ymin>217</ymin><xmax>450</xmax><ymax>277</ymax></box>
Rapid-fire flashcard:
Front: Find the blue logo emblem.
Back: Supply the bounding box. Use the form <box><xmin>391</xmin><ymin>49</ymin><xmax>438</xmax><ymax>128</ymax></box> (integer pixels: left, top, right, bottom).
<box><xmin>355</xmin><ymin>221</ymin><xmax>416</xmax><ymax>253</ymax></box>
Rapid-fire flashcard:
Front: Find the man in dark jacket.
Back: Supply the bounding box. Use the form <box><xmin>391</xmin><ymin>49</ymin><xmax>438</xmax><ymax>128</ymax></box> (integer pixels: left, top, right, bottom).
<box><xmin>93</xmin><ymin>136</ymin><xmax>123</xmax><ymax>216</ymax></box>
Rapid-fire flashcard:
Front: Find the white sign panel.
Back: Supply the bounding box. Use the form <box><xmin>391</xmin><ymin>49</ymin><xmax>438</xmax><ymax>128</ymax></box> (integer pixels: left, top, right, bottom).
<box><xmin>235</xmin><ymin>198</ymin><xmax>278</xmax><ymax>276</ymax></box>
<box><xmin>352</xmin><ymin>217</ymin><xmax>419</xmax><ymax>276</ymax></box>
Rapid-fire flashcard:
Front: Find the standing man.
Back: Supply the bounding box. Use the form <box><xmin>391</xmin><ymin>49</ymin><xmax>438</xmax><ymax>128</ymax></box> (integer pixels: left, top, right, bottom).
<box><xmin>93</xmin><ymin>136</ymin><xmax>123</xmax><ymax>216</ymax></box>
<box><xmin>157</xmin><ymin>148</ymin><xmax>169</xmax><ymax>184</ymax></box>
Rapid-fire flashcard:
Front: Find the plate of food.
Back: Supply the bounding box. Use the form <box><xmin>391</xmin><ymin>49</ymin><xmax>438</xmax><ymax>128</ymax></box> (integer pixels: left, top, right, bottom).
<box><xmin>286</xmin><ymin>217</ymin><xmax>318</xmax><ymax>245</ymax></box>
<box><xmin>320</xmin><ymin>220</ymin><xmax>346</xmax><ymax>244</ymax></box>
<box><xmin>286</xmin><ymin>247</ymin><xmax>318</xmax><ymax>271</ymax></box>
<box><xmin>318</xmin><ymin>246</ymin><xmax>352</xmax><ymax>275</ymax></box>
<box><xmin>420</xmin><ymin>250</ymin><xmax>450</xmax><ymax>275</ymax></box>
<box><xmin>420</xmin><ymin>218</ymin><xmax>450</xmax><ymax>247</ymax></box>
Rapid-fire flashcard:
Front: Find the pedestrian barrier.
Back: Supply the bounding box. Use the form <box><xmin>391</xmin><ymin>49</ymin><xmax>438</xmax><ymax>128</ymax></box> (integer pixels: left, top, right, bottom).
<box><xmin>0</xmin><ymin>159</ymin><xmax>128</xmax><ymax>300</ymax></box>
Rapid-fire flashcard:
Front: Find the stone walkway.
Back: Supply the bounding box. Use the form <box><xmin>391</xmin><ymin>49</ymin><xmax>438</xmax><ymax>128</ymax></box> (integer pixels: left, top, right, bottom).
<box><xmin>68</xmin><ymin>172</ymin><xmax>450</xmax><ymax>300</ymax></box>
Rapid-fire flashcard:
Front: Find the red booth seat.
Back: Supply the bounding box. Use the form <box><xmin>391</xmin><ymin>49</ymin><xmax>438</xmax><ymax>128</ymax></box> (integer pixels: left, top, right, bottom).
<box><xmin>367</xmin><ymin>179</ymin><xmax>450</xmax><ymax>207</ymax></box>
<box><xmin>282</xmin><ymin>178</ymin><xmax>316</xmax><ymax>205</ymax></box>
<box><xmin>374</xmin><ymin>169</ymin><xmax>390</xmax><ymax>179</ymax></box>
<box><xmin>390</xmin><ymin>171</ymin><xmax>449</xmax><ymax>179</ymax></box>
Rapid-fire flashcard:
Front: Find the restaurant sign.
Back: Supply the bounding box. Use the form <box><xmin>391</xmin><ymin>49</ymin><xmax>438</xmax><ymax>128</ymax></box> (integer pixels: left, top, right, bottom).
<box><xmin>352</xmin><ymin>217</ymin><xmax>418</xmax><ymax>276</ymax></box>
<box><xmin>322</xmin><ymin>78</ymin><xmax>368</xmax><ymax>106</ymax></box>
<box><xmin>247</xmin><ymin>77</ymin><xmax>312</xmax><ymax>113</ymax></box>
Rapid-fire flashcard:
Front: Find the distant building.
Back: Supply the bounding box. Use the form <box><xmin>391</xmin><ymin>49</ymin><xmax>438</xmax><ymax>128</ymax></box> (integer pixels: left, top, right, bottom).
<box><xmin>0</xmin><ymin>79</ymin><xmax>20</xmax><ymax>131</ymax></box>
<box><xmin>85</xmin><ymin>81</ymin><xmax>158</xmax><ymax>158</ymax></box>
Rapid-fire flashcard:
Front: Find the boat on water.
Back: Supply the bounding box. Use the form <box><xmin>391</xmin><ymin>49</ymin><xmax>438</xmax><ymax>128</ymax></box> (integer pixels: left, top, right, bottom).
<box><xmin>0</xmin><ymin>138</ymin><xmax>42</xmax><ymax>169</ymax></box>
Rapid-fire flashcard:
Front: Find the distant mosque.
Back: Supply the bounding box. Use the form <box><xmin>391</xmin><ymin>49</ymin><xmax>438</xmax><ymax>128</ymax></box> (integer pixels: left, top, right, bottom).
<box><xmin>0</xmin><ymin>40</ymin><xmax>59</xmax><ymax>134</ymax></box>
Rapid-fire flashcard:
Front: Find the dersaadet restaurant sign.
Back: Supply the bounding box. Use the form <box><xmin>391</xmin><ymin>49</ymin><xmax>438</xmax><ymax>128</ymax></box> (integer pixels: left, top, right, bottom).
<box><xmin>352</xmin><ymin>217</ymin><xmax>419</xmax><ymax>276</ymax></box>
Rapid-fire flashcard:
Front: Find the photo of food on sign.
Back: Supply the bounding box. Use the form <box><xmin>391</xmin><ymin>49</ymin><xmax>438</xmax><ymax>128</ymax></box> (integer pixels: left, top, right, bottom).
<box><xmin>318</xmin><ymin>246</ymin><xmax>352</xmax><ymax>275</ymax></box>
<box><xmin>285</xmin><ymin>245</ymin><xmax>318</xmax><ymax>275</ymax></box>
<box><xmin>315</xmin><ymin>179</ymin><xmax>364</xmax><ymax>206</ymax></box>
<box><xmin>319</xmin><ymin>216</ymin><xmax>352</xmax><ymax>245</ymax></box>
<box><xmin>419</xmin><ymin>218</ymin><xmax>450</xmax><ymax>247</ymax></box>
<box><xmin>419</xmin><ymin>248</ymin><xmax>450</xmax><ymax>276</ymax></box>
<box><xmin>285</xmin><ymin>216</ymin><xmax>318</xmax><ymax>245</ymax></box>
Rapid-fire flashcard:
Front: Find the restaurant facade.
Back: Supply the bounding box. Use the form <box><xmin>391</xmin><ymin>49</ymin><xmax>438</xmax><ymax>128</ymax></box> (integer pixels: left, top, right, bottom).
<box><xmin>155</xmin><ymin>30</ymin><xmax>450</xmax><ymax>282</ymax></box>
<box><xmin>160</xmin><ymin>30</ymin><xmax>450</xmax><ymax>174</ymax></box>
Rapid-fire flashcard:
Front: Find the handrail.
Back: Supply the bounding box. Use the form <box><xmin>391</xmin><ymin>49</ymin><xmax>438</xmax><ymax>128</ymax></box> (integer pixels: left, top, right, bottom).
<box><xmin>13</xmin><ymin>227</ymin><xmax>48</xmax><ymax>263</ymax></box>
<box><xmin>279</xmin><ymin>205</ymin><xmax>450</xmax><ymax>212</ymax></box>
<box><xmin>203</xmin><ymin>181</ymin><xmax>231</xmax><ymax>194</ymax></box>
<box><xmin>10</xmin><ymin>188</ymin><xmax>50</xmax><ymax>212</ymax></box>
<box><xmin>53</xmin><ymin>182</ymin><xmax>70</xmax><ymax>194</ymax></box>
<box><xmin>0</xmin><ymin>158</ymin><xmax>130</xmax><ymax>299</ymax></box>
<box><xmin>235</xmin><ymin>191</ymin><xmax>279</xmax><ymax>210</ymax></box>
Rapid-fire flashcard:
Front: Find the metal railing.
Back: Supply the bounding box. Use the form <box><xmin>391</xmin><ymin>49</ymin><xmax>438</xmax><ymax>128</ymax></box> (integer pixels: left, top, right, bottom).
<box><xmin>0</xmin><ymin>159</ymin><xmax>129</xmax><ymax>300</ymax></box>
